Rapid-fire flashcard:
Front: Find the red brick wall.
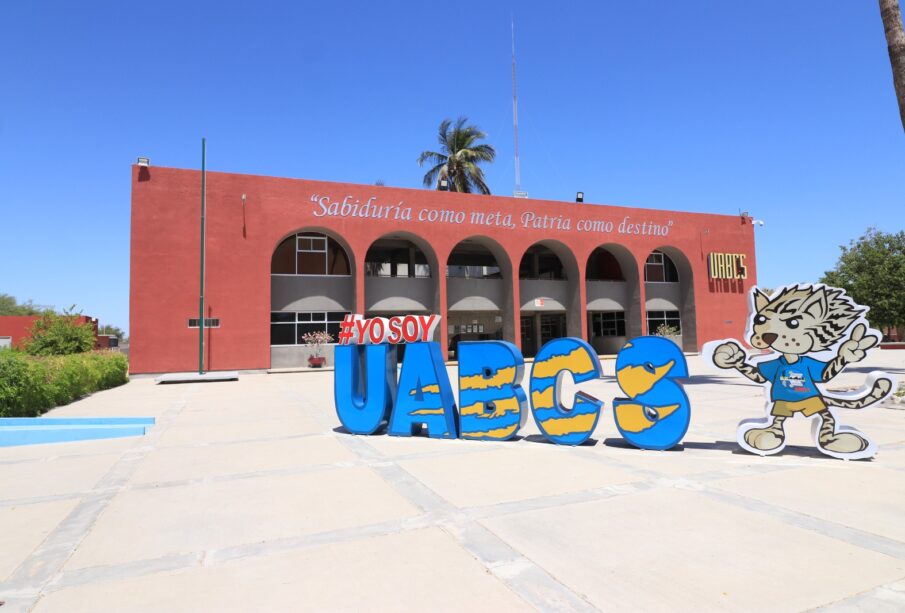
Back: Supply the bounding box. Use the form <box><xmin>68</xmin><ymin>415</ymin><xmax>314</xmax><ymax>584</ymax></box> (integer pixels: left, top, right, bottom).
<box><xmin>129</xmin><ymin>165</ymin><xmax>758</xmax><ymax>374</ymax></box>
<box><xmin>0</xmin><ymin>315</ymin><xmax>99</xmax><ymax>349</ymax></box>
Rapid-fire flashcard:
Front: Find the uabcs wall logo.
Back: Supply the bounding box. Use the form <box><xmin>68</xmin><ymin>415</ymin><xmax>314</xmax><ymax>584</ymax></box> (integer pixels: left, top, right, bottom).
<box><xmin>334</xmin><ymin>315</ymin><xmax>691</xmax><ymax>450</ymax></box>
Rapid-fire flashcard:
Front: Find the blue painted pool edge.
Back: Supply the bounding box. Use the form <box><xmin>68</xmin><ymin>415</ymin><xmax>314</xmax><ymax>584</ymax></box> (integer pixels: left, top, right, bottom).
<box><xmin>0</xmin><ymin>417</ymin><xmax>155</xmax><ymax>426</ymax></box>
<box><xmin>0</xmin><ymin>417</ymin><xmax>155</xmax><ymax>447</ymax></box>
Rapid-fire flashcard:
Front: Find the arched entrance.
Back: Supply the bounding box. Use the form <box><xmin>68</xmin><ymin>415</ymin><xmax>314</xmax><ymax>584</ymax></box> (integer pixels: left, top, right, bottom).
<box><xmin>643</xmin><ymin>247</ymin><xmax>697</xmax><ymax>351</ymax></box>
<box><xmin>446</xmin><ymin>236</ymin><xmax>513</xmax><ymax>359</ymax></box>
<box><xmin>518</xmin><ymin>241</ymin><xmax>580</xmax><ymax>357</ymax></box>
<box><xmin>585</xmin><ymin>244</ymin><xmax>641</xmax><ymax>354</ymax></box>
<box><xmin>364</xmin><ymin>233</ymin><xmax>440</xmax><ymax>360</ymax></box>
<box><xmin>270</xmin><ymin>230</ymin><xmax>354</xmax><ymax>368</ymax></box>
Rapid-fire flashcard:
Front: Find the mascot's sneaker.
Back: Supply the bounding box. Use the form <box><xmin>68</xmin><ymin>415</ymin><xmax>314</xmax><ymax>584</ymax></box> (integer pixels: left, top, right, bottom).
<box><xmin>744</xmin><ymin>426</ymin><xmax>785</xmax><ymax>452</ymax></box>
<box><xmin>818</xmin><ymin>431</ymin><xmax>870</xmax><ymax>455</ymax></box>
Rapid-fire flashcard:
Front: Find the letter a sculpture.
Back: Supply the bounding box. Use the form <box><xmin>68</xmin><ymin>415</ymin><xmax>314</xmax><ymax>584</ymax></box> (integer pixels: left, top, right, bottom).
<box><xmin>704</xmin><ymin>284</ymin><xmax>894</xmax><ymax>460</ymax></box>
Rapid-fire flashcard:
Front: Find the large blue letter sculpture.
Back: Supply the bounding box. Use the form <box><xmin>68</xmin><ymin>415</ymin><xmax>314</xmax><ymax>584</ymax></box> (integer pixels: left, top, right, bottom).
<box><xmin>334</xmin><ymin>344</ymin><xmax>398</xmax><ymax>434</ymax></box>
<box><xmin>613</xmin><ymin>336</ymin><xmax>690</xmax><ymax>450</ymax></box>
<box><xmin>388</xmin><ymin>342</ymin><xmax>458</xmax><ymax>439</ymax></box>
<box><xmin>334</xmin><ymin>327</ymin><xmax>701</xmax><ymax>449</ymax></box>
<box><xmin>458</xmin><ymin>341</ymin><xmax>528</xmax><ymax>441</ymax></box>
<box><xmin>529</xmin><ymin>338</ymin><xmax>603</xmax><ymax>445</ymax></box>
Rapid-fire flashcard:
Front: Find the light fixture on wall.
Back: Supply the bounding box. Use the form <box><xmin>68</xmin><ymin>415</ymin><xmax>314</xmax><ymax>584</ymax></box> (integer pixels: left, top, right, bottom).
<box><xmin>439</xmin><ymin>178</ymin><xmax>449</xmax><ymax>191</ymax></box>
<box><xmin>576</xmin><ymin>191</ymin><xmax>584</xmax><ymax>203</ymax></box>
<box><xmin>137</xmin><ymin>157</ymin><xmax>150</xmax><ymax>167</ymax></box>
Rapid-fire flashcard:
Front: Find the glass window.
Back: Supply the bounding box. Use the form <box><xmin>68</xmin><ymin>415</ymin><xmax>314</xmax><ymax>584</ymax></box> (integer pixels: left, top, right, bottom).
<box><xmin>587</xmin><ymin>249</ymin><xmax>624</xmax><ymax>281</ymax></box>
<box><xmin>644</xmin><ymin>251</ymin><xmax>679</xmax><ymax>283</ymax></box>
<box><xmin>270</xmin><ymin>311</ymin><xmax>350</xmax><ymax>345</ymax></box>
<box><xmin>646</xmin><ymin>310</ymin><xmax>682</xmax><ymax>335</ymax></box>
<box><xmin>519</xmin><ymin>246</ymin><xmax>566</xmax><ymax>280</ymax></box>
<box><xmin>271</xmin><ymin>232</ymin><xmax>350</xmax><ymax>276</ymax></box>
<box><xmin>326</xmin><ymin>321</ymin><xmax>343</xmax><ymax>339</ymax></box>
<box><xmin>365</xmin><ymin>241</ymin><xmax>431</xmax><ymax>278</ymax></box>
<box><xmin>297</xmin><ymin>322</ymin><xmax>322</xmax><ymax>341</ymax></box>
<box><xmin>297</xmin><ymin>251</ymin><xmax>324</xmax><ymax>275</ymax></box>
<box><xmin>270</xmin><ymin>323</ymin><xmax>296</xmax><ymax>345</ymax></box>
<box><xmin>328</xmin><ymin>246</ymin><xmax>351</xmax><ymax>275</ymax></box>
<box><xmin>271</xmin><ymin>236</ymin><xmax>296</xmax><ymax>274</ymax></box>
<box><xmin>188</xmin><ymin>318</ymin><xmax>221</xmax><ymax>328</ymax></box>
<box><xmin>588</xmin><ymin>312</ymin><xmax>626</xmax><ymax>337</ymax></box>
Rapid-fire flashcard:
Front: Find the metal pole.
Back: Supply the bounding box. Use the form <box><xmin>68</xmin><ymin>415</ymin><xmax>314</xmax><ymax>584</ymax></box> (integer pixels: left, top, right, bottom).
<box><xmin>511</xmin><ymin>16</ymin><xmax>522</xmax><ymax>194</ymax></box>
<box><xmin>199</xmin><ymin>138</ymin><xmax>206</xmax><ymax>374</ymax></box>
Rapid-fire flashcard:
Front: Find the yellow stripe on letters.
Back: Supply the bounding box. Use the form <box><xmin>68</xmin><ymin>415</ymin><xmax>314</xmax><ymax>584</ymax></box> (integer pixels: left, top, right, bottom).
<box><xmin>532</xmin><ymin>348</ymin><xmax>596</xmax><ymax>379</ymax></box>
<box><xmin>538</xmin><ymin>413</ymin><xmax>597</xmax><ymax>436</ymax></box>
<box><xmin>410</xmin><ymin>408</ymin><xmax>445</xmax><ymax>416</ymax></box>
<box><xmin>409</xmin><ymin>384</ymin><xmax>440</xmax><ymax>396</ymax></box>
<box><xmin>614</xmin><ymin>403</ymin><xmax>680</xmax><ymax>433</ymax></box>
<box><xmin>459</xmin><ymin>397</ymin><xmax>521</xmax><ymax>417</ymax></box>
<box><xmin>616</xmin><ymin>360</ymin><xmax>674</xmax><ymax>397</ymax></box>
<box><xmin>460</xmin><ymin>367</ymin><xmax>517</xmax><ymax>391</ymax></box>
<box><xmin>531</xmin><ymin>386</ymin><xmax>555</xmax><ymax>410</ymax></box>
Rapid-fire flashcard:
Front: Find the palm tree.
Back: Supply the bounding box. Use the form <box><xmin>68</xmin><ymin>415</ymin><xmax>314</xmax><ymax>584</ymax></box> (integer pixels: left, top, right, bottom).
<box><xmin>881</xmin><ymin>0</ymin><xmax>905</xmax><ymax>133</ymax></box>
<box><xmin>417</xmin><ymin>117</ymin><xmax>496</xmax><ymax>194</ymax></box>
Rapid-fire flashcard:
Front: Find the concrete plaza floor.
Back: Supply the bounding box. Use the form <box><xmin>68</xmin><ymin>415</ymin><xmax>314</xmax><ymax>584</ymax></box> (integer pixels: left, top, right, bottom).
<box><xmin>2</xmin><ymin>352</ymin><xmax>905</xmax><ymax>612</ymax></box>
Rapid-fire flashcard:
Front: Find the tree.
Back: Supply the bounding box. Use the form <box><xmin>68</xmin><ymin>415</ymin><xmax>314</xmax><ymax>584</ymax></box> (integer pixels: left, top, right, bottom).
<box><xmin>417</xmin><ymin>117</ymin><xmax>496</xmax><ymax>194</ymax></box>
<box><xmin>820</xmin><ymin>228</ymin><xmax>905</xmax><ymax>330</ymax></box>
<box><xmin>881</xmin><ymin>0</ymin><xmax>905</xmax><ymax>132</ymax></box>
<box><xmin>98</xmin><ymin>325</ymin><xmax>127</xmax><ymax>341</ymax></box>
<box><xmin>24</xmin><ymin>313</ymin><xmax>96</xmax><ymax>356</ymax></box>
<box><xmin>0</xmin><ymin>293</ymin><xmax>45</xmax><ymax>316</ymax></box>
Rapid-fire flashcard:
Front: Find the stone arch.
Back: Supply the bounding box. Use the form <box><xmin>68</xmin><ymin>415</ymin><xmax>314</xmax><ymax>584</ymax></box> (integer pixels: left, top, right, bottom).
<box><xmin>585</xmin><ymin>244</ymin><xmax>642</xmax><ymax>354</ymax></box>
<box><xmin>445</xmin><ymin>235</ymin><xmax>515</xmax><ymax>358</ymax></box>
<box><xmin>269</xmin><ymin>227</ymin><xmax>356</xmax><ymax>368</ymax></box>
<box><xmin>643</xmin><ymin>246</ymin><xmax>697</xmax><ymax>351</ymax></box>
<box><xmin>364</xmin><ymin>231</ymin><xmax>440</xmax><ymax>344</ymax></box>
<box><xmin>518</xmin><ymin>240</ymin><xmax>581</xmax><ymax>357</ymax></box>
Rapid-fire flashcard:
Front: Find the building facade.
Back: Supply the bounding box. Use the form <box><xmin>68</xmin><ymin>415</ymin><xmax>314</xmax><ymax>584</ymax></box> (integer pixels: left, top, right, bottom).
<box><xmin>0</xmin><ymin>315</ymin><xmax>115</xmax><ymax>350</ymax></box>
<box><xmin>129</xmin><ymin>165</ymin><xmax>757</xmax><ymax>374</ymax></box>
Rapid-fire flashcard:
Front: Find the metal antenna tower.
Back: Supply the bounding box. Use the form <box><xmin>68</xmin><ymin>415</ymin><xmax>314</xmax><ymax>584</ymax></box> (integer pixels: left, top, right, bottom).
<box><xmin>511</xmin><ymin>16</ymin><xmax>523</xmax><ymax>196</ymax></box>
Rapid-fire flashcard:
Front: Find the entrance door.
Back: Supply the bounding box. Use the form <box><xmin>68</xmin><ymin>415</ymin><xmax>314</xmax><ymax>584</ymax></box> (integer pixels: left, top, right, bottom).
<box><xmin>520</xmin><ymin>315</ymin><xmax>537</xmax><ymax>358</ymax></box>
<box><xmin>540</xmin><ymin>313</ymin><xmax>567</xmax><ymax>347</ymax></box>
<box><xmin>521</xmin><ymin>313</ymin><xmax>566</xmax><ymax>358</ymax></box>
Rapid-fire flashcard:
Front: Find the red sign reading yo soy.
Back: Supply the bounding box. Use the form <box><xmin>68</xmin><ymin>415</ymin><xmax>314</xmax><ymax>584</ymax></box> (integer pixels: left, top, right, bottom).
<box><xmin>337</xmin><ymin>314</ymin><xmax>440</xmax><ymax>345</ymax></box>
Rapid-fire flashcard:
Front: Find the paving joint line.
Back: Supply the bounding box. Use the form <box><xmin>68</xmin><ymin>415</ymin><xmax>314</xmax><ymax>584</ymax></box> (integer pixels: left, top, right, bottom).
<box><xmin>331</xmin><ymin>431</ymin><xmax>599</xmax><ymax>612</ymax></box>
<box><xmin>695</xmin><ymin>486</ymin><xmax>905</xmax><ymax>561</ymax></box>
<box><xmin>0</xmin><ymin>386</ymin><xmax>196</xmax><ymax>611</ymax></box>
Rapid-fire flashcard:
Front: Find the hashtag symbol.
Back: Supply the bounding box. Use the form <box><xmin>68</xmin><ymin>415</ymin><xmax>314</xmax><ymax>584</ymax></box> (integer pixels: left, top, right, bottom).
<box><xmin>338</xmin><ymin>314</ymin><xmax>355</xmax><ymax>345</ymax></box>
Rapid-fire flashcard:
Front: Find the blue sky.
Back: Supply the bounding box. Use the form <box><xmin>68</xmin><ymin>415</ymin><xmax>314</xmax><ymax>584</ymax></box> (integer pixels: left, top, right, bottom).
<box><xmin>1</xmin><ymin>1</ymin><xmax>903</xmax><ymax>333</ymax></box>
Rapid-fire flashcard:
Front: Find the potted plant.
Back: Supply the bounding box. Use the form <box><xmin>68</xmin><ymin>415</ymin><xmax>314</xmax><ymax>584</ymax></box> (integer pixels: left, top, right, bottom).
<box><xmin>302</xmin><ymin>330</ymin><xmax>334</xmax><ymax>368</ymax></box>
<box><xmin>653</xmin><ymin>322</ymin><xmax>682</xmax><ymax>349</ymax></box>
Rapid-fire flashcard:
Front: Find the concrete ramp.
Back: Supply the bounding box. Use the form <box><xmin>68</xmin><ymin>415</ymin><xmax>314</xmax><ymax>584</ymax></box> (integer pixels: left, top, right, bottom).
<box><xmin>156</xmin><ymin>371</ymin><xmax>239</xmax><ymax>384</ymax></box>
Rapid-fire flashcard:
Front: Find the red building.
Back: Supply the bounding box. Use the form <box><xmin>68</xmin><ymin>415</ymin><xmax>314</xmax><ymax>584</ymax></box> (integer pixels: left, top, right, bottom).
<box><xmin>0</xmin><ymin>315</ymin><xmax>113</xmax><ymax>350</ymax></box>
<box><xmin>129</xmin><ymin>165</ymin><xmax>757</xmax><ymax>374</ymax></box>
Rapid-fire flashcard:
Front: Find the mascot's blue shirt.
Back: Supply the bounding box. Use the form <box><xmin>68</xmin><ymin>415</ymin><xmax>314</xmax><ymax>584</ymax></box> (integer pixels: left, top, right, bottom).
<box><xmin>758</xmin><ymin>356</ymin><xmax>826</xmax><ymax>401</ymax></box>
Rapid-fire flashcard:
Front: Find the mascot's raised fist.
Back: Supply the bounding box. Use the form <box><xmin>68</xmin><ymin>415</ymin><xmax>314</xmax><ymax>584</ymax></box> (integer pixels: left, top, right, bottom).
<box><xmin>713</xmin><ymin>341</ymin><xmax>745</xmax><ymax>369</ymax></box>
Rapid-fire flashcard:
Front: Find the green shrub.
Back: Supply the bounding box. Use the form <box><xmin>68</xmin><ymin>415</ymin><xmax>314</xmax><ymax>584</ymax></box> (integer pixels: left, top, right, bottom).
<box><xmin>0</xmin><ymin>350</ymin><xmax>128</xmax><ymax>417</ymax></box>
<box><xmin>24</xmin><ymin>313</ymin><xmax>96</xmax><ymax>356</ymax></box>
<box><xmin>0</xmin><ymin>351</ymin><xmax>50</xmax><ymax>417</ymax></box>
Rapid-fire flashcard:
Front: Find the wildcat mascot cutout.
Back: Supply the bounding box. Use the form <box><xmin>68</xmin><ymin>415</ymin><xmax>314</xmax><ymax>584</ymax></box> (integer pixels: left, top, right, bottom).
<box><xmin>704</xmin><ymin>284</ymin><xmax>894</xmax><ymax>460</ymax></box>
